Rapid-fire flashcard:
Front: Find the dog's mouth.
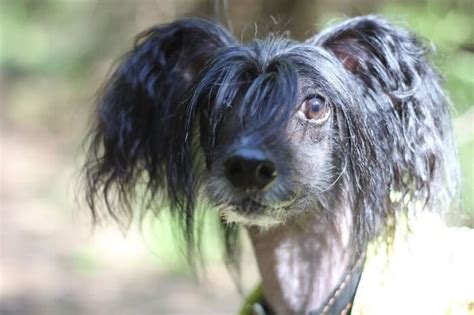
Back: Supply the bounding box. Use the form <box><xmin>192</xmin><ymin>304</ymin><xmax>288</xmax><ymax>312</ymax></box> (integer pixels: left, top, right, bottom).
<box><xmin>238</xmin><ymin>198</ymin><xmax>270</xmax><ymax>213</ymax></box>
<box><xmin>226</xmin><ymin>194</ymin><xmax>298</xmax><ymax>216</ymax></box>
<box><xmin>205</xmin><ymin>173</ymin><xmax>300</xmax><ymax>226</ymax></box>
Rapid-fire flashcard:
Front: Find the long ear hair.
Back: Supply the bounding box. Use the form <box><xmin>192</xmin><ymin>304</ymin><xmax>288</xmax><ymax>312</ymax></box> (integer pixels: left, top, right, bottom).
<box><xmin>309</xmin><ymin>16</ymin><xmax>459</xmax><ymax>242</ymax></box>
<box><xmin>83</xmin><ymin>19</ymin><xmax>235</xmax><ymax>254</ymax></box>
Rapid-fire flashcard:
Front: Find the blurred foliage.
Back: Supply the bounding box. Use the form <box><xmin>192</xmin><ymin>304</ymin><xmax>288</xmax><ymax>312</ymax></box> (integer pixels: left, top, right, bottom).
<box><xmin>381</xmin><ymin>2</ymin><xmax>474</xmax><ymax>114</ymax></box>
<box><xmin>1</xmin><ymin>0</ymin><xmax>132</xmax><ymax>77</ymax></box>
<box><xmin>1</xmin><ymin>0</ymin><xmax>473</xmax><ymax>270</ymax></box>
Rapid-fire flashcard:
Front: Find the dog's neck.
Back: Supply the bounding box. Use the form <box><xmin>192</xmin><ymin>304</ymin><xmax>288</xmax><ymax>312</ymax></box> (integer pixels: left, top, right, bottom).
<box><xmin>247</xmin><ymin>209</ymin><xmax>354</xmax><ymax>315</ymax></box>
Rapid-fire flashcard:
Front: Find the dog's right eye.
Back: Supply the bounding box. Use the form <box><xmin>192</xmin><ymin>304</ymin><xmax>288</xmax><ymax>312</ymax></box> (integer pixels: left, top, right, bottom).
<box><xmin>299</xmin><ymin>94</ymin><xmax>330</xmax><ymax>123</ymax></box>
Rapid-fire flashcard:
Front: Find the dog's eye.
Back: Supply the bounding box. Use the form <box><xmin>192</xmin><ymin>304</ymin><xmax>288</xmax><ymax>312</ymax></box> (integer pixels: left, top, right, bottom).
<box><xmin>299</xmin><ymin>95</ymin><xmax>330</xmax><ymax>122</ymax></box>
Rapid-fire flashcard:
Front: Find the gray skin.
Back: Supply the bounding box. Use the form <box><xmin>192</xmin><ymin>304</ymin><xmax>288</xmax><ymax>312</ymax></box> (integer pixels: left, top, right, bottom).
<box><xmin>248</xmin><ymin>215</ymin><xmax>352</xmax><ymax>314</ymax></box>
<box><xmin>205</xmin><ymin>82</ymin><xmax>354</xmax><ymax>314</ymax></box>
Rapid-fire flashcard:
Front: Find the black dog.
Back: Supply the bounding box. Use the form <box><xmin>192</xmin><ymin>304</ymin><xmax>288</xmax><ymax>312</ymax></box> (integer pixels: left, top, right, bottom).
<box><xmin>84</xmin><ymin>15</ymin><xmax>459</xmax><ymax>314</ymax></box>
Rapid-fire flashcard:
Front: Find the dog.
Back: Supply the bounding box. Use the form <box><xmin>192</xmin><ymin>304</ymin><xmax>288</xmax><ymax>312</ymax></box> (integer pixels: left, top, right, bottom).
<box><xmin>83</xmin><ymin>15</ymin><xmax>460</xmax><ymax>314</ymax></box>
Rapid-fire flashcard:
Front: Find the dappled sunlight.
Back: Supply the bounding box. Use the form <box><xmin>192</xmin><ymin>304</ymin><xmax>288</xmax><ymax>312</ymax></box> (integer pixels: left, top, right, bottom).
<box><xmin>353</xmin><ymin>213</ymin><xmax>474</xmax><ymax>314</ymax></box>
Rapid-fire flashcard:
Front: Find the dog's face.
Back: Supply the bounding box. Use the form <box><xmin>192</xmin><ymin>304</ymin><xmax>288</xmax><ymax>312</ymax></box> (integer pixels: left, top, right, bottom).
<box><xmin>84</xmin><ymin>16</ymin><xmax>458</xmax><ymax>251</ymax></box>
<box><xmin>200</xmin><ymin>49</ymin><xmax>342</xmax><ymax>226</ymax></box>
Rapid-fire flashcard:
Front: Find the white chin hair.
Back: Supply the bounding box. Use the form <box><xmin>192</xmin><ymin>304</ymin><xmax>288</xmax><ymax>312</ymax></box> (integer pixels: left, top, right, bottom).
<box><xmin>219</xmin><ymin>209</ymin><xmax>283</xmax><ymax>229</ymax></box>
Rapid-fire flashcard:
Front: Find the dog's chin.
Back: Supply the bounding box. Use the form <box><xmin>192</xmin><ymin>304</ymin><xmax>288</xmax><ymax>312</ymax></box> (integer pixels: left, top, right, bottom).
<box><xmin>219</xmin><ymin>207</ymin><xmax>284</xmax><ymax>229</ymax></box>
<box><xmin>218</xmin><ymin>198</ymin><xmax>293</xmax><ymax>229</ymax></box>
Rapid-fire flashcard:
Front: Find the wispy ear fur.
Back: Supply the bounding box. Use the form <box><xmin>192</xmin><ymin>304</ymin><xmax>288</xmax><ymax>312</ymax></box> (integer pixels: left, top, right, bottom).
<box><xmin>84</xmin><ymin>19</ymin><xmax>235</xmax><ymax>254</ymax></box>
<box><xmin>310</xmin><ymin>16</ymin><xmax>459</xmax><ymax>244</ymax></box>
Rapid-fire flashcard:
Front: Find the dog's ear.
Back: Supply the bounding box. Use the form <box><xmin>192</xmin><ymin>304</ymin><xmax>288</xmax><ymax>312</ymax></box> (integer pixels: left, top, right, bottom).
<box><xmin>309</xmin><ymin>16</ymin><xmax>458</xmax><ymax>238</ymax></box>
<box><xmin>311</xmin><ymin>15</ymin><xmax>432</xmax><ymax>95</ymax></box>
<box><xmin>84</xmin><ymin>19</ymin><xmax>235</xmax><ymax>231</ymax></box>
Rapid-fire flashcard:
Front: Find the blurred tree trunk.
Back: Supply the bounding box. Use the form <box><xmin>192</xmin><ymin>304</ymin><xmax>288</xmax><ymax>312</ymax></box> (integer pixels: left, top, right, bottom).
<box><xmin>192</xmin><ymin>0</ymin><xmax>381</xmax><ymax>40</ymax></box>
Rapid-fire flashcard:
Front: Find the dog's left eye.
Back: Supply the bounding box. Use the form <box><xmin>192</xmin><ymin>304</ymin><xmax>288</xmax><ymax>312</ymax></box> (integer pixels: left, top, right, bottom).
<box><xmin>299</xmin><ymin>95</ymin><xmax>330</xmax><ymax>122</ymax></box>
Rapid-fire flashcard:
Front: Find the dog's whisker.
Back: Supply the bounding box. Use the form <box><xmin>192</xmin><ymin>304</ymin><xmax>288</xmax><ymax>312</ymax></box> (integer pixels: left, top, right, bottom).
<box><xmin>319</xmin><ymin>158</ymin><xmax>348</xmax><ymax>193</ymax></box>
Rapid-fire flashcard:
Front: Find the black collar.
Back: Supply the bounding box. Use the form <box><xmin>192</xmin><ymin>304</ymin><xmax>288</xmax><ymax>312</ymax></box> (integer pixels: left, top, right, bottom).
<box><xmin>249</xmin><ymin>254</ymin><xmax>366</xmax><ymax>315</ymax></box>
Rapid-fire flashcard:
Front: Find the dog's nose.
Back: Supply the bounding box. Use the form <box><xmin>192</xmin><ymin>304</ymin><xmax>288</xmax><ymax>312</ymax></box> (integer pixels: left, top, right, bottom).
<box><xmin>224</xmin><ymin>148</ymin><xmax>277</xmax><ymax>189</ymax></box>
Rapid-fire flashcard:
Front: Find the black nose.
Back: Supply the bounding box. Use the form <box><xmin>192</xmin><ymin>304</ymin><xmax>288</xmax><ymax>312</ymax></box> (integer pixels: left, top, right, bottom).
<box><xmin>224</xmin><ymin>148</ymin><xmax>277</xmax><ymax>189</ymax></box>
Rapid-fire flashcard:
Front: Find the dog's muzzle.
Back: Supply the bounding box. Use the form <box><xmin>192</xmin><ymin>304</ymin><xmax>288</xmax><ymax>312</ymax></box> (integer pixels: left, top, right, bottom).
<box><xmin>224</xmin><ymin>147</ymin><xmax>277</xmax><ymax>189</ymax></box>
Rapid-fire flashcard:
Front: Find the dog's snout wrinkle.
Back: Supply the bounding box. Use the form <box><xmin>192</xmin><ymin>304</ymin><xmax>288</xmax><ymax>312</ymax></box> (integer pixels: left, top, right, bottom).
<box><xmin>224</xmin><ymin>148</ymin><xmax>277</xmax><ymax>189</ymax></box>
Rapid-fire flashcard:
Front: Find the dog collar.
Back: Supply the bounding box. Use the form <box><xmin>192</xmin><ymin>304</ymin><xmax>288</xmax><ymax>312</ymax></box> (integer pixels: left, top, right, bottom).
<box><xmin>240</xmin><ymin>254</ymin><xmax>366</xmax><ymax>315</ymax></box>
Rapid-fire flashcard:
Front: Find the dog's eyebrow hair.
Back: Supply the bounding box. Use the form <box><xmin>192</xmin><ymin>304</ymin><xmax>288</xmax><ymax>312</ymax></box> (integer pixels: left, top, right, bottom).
<box><xmin>301</xmin><ymin>86</ymin><xmax>312</xmax><ymax>93</ymax></box>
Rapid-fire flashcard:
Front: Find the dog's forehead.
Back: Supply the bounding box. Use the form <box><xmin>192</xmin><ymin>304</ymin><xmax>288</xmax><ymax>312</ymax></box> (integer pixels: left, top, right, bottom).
<box><xmin>247</xmin><ymin>37</ymin><xmax>296</xmax><ymax>58</ymax></box>
<box><xmin>196</xmin><ymin>38</ymin><xmax>354</xmax><ymax>130</ymax></box>
<box><xmin>213</xmin><ymin>40</ymin><xmax>343</xmax><ymax>85</ymax></box>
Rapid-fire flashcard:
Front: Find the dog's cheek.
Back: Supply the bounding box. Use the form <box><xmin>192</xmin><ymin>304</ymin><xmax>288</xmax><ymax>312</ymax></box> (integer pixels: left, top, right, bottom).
<box><xmin>287</xmin><ymin>120</ymin><xmax>335</xmax><ymax>192</ymax></box>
